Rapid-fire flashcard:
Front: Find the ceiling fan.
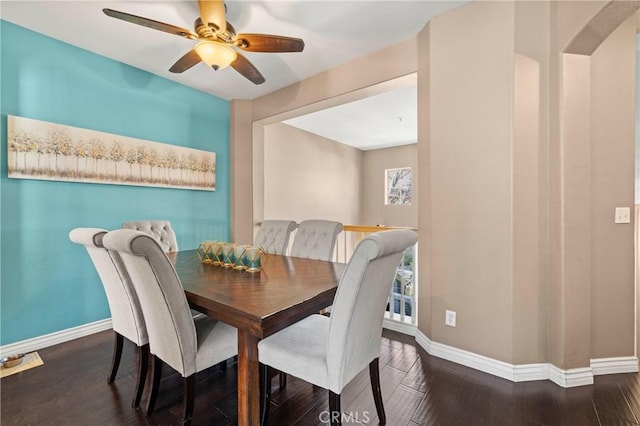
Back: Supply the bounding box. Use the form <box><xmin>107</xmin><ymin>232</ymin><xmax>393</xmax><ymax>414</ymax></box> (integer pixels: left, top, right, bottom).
<box><xmin>103</xmin><ymin>0</ymin><xmax>305</xmax><ymax>85</ymax></box>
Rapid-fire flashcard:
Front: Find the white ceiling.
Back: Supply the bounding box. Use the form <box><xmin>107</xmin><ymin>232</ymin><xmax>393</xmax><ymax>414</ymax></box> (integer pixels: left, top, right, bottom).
<box><xmin>0</xmin><ymin>0</ymin><xmax>466</xmax><ymax>149</ymax></box>
<box><xmin>284</xmin><ymin>82</ymin><xmax>417</xmax><ymax>150</ymax></box>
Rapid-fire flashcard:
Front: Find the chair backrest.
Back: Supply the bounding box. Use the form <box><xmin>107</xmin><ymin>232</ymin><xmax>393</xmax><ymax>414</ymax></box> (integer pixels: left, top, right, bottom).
<box><xmin>326</xmin><ymin>229</ymin><xmax>417</xmax><ymax>393</ymax></box>
<box><xmin>290</xmin><ymin>220</ymin><xmax>342</xmax><ymax>261</ymax></box>
<box><xmin>69</xmin><ymin>227</ymin><xmax>147</xmax><ymax>346</ymax></box>
<box><xmin>254</xmin><ymin>220</ymin><xmax>298</xmax><ymax>255</ymax></box>
<box><xmin>102</xmin><ymin>229</ymin><xmax>197</xmax><ymax>377</ymax></box>
<box><xmin>122</xmin><ymin>220</ymin><xmax>178</xmax><ymax>252</ymax></box>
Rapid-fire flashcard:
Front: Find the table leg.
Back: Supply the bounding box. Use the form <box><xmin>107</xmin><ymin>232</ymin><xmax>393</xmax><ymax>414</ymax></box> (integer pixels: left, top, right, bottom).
<box><xmin>238</xmin><ymin>329</ymin><xmax>260</xmax><ymax>426</ymax></box>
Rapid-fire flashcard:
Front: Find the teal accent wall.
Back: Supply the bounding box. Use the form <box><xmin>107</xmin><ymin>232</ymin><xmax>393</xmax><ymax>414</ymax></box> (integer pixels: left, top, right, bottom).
<box><xmin>0</xmin><ymin>21</ymin><xmax>231</xmax><ymax>345</ymax></box>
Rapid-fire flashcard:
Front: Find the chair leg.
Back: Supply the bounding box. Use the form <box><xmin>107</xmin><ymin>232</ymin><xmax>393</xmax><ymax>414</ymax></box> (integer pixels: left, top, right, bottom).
<box><xmin>266</xmin><ymin>367</ymin><xmax>286</xmax><ymax>389</ymax></box>
<box><xmin>329</xmin><ymin>391</ymin><xmax>341</xmax><ymax>426</ymax></box>
<box><xmin>182</xmin><ymin>375</ymin><xmax>196</xmax><ymax>426</ymax></box>
<box><xmin>145</xmin><ymin>355</ymin><xmax>163</xmax><ymax>416</ymax></box>
<box><xmin>261</xmin><ymin>363</ymin><xmax>272</xmax><ymax>426</ymax></box>
<box><xmin>108</xmin><ymin>332</ymin><xmax>124</xmax><ymax>383</ymax></box>
<box><xmin>132</xmin><ymin>344</ymin><xmax>149</xmax><ymax>408</ymax></box>
<box><xmin>369</xmin><ymin>358</ymin><xmax>386</xmax><ymax>424</ymax></box>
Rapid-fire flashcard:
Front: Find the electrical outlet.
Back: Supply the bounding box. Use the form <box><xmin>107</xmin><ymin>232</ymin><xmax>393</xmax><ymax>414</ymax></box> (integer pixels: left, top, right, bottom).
<box><xmin>445</xmin><ymin>310</ymin><xmax>456</xmax><ymax>327</ymax></box>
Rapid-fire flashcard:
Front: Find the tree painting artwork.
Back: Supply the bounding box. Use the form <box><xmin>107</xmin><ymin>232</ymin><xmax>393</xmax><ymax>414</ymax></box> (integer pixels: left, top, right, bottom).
<box><xmin>385</xmin><ymin>167</ymin><xmax>412</xmax><ymax>205</ymax></box>
<box><xmin>7</xmin><ymin>115</ymin><xmax>216</xmax><ymax>191</ymax></box>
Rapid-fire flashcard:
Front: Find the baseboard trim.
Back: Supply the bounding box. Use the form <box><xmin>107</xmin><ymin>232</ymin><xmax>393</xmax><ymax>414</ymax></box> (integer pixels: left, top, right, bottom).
<box><xmin>548</xmin><ymin>364</ymin><xmax>594</xmax><ymax>387</ymax></box>
<box><xmin>0</xmin><ymin>318</ymin><xmax>112</xmax><ymax>357</ymax></box>
<box><xmin>413</xmin><ymin>330</ymin><xmax>630</xmax><ymax>388</ymax></box>
<box><xmin>513</xmin><ymin>363</ymin><xmax>549</xmax><ymax>382</ymax></box>
<box><xmin>591</xmin><ymin>356</ymin><xmax>639</xmax><ymax>376</ymax></box>
<box><xmin>416</xmin><ymin>330</ymin><xmax>517</xmax><ymax>381</ymax></box>
<box><xmin>414</xmin><ymin>328</ymin><xmax>431</xmax><ymax>352</ymax></box>
<box><xmin>383</xmin><ymin>318</ymin><xmax>416</xmax><ymax>336</ymax></box>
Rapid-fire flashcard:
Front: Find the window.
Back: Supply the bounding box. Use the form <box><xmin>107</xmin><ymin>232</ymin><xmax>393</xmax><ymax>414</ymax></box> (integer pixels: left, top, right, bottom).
<box><xmin>385</xmin><ymin>167</ymin><xmax>412</xmax><ymax>205</ymax></box>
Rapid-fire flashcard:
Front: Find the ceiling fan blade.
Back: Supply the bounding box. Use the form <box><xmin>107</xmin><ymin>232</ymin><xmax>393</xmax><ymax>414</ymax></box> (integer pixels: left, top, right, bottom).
<box><xmin>231</xmin><ymin>53</ymin><xmax>265</xmax><ymax>85</ymax></box>
<box><xmin>103</xmin><ymin>8</ymin><xmax>197</xmax><ymax>40</ymax></box>
<box><xmin>169</xmin><ymin>50</ymin><xmax>202</xmax><ymax>73</ymax></box>
<box><xmin>235</xmin><ymin>34</ymin><xmax>305</xmax><ymax>53</ymax></box>
<box><xmin>198</xmin><ymin>0</ymin><xmax>227</xmax><ymax>33</ymax></box>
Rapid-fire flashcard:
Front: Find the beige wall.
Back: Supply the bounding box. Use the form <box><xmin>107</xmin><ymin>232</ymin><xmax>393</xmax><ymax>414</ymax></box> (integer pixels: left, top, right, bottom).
<box><xmin>636</xmin><ymin>47</ymin><xmax>640</xmax><ymax>202</ymax></box>
<box><xmin>512</xmin><ymin>0</ymin><xmax>550</xmax><ymax>365</ymax></box>
<box><xmin>636</xmin><ymin>46</ymin><xmax>640</xmax><ymax>203</ymax></box>
<box><xmin>589</xmin><ymin>16</ymin><xmax>637</xmax><ymax>359</ymax></box>
<box><xmin>547</xmin><ymin>0</ymin><xmax>638</xmax><ymax>369</ymax></box>
<box><xmin>513</xmin><ymin>54</ymin><xmax>545</xmax><ymax>364</ymax></box>
<box><xmin>362</xmin><ymin>145</ymin><xmax>418</xmax><ymax>227</ymax></box>
<box><xmin>557</xmin><ymin>52</ymin><xmax>593</xmax><ymax>369</ymax></box>
<box><xmin>262</xmin><ymin>123</ymin><xmax>362</xmax><ymax>225</ymax></box>
<box><xmin>421</xmin><ymin>0</ymin><xmax>516</xmax><ymax>363</ymax></box>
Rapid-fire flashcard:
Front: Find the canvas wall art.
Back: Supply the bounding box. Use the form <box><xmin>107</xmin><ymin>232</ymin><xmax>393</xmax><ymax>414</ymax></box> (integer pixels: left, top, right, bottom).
<box><xmin>7</xmin><ymin>115</ymin><xmax>216</xmax><ymax>191</ymax></box>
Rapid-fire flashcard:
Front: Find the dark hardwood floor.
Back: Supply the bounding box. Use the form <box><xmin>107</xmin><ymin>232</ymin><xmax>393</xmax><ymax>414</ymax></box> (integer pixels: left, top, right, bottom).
<box><xmin>1</xmin><ymin>329</ymin><xmax>639</xmax><ymax>425</ymax></box>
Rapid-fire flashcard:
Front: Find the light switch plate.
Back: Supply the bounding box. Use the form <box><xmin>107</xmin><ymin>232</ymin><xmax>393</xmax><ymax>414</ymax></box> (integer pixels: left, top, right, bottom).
<box><xmin>614</xmin><ymin>207</ymin><xmax>631</xmax><ymax>224</ymax></box>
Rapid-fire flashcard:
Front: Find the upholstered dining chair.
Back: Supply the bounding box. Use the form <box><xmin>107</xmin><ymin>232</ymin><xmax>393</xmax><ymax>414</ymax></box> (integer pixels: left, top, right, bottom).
<box><xmin>123</xmin><ymin>220</ymin><xmax>208</xmax><ymax>320</ymax></box>
<box><xmin>102</xmin><ymin>229</ymin><xmax>238</xmax><ymax>425</ymax></box>
<box><xmin>122</xmin><ymin>220</ymin><xmax>178</xmax><ymax>252</ymax></box>
<box><xmin>274</xmin><ymin>219</ymin><xmax>342</xmax><ymax>389</ymax></box>
<box><xmin>258</xmin><ymin>229</ymin><xmax>418</xmax><ymax>426</ymax></box>
<box><xmin>254</xmin><ymin>220</ymin><xmax>298</xmax><ymax>255</ymax></box>
<box><xmin>69</xmin><ymin>227</ymin><xmax>149</xmax><ymax>408</ymax></box>
<box><xmin>290</xmin><ymin>219</ymin><xmax>342</xmax><ymax>261</ymax></box>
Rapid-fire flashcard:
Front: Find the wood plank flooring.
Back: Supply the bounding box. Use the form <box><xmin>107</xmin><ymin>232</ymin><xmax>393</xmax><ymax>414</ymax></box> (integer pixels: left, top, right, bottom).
<box><xmin>1</xmin><ymin>329</ymin><xmax>639</xmax><ymax>425</ymax></box>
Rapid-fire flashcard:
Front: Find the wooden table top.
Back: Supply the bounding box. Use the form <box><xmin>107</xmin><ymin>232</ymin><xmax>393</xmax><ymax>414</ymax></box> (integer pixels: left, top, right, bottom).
<box><xmin>169</xmin><ymin>250</ymin><xmax>345</xmax><ymax>337</ymax></box>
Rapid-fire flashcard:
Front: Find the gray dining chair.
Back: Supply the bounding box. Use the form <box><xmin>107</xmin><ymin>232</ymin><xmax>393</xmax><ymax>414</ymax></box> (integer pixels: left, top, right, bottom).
<box><xmin>254</xmin><ymin>220</ymin><xmax>298</xmax><ymax>255</ymax></box>
<box><xmin>276</xmin><ymin>219</ymin><xmax>342</xmax><ymax>389</ymax></box>
<box><xmin>102</xmin><ymin>229</ymin><xmax>238</xmax><ymax>425</ymax></box>
<box><xmin>123</xmin><ymin>220</ymin><xmax>206</xmax><ymax>320</ymax></box>
<box><xmin>69</xmin><ymin>227</ymin><xmax>149</xmax><ymax>408</ymax></box>
<box><xmin>258</xmin><ymin>229</ymin><xmax>418</xmax><ymax>426</ymax></box>
<box><xmin>290</xmin><ymin>219</ymin><xmax>342</xmax><ymax>261</ymax></box>
<box><xmin>122</xmin><ymin>220</ymin><xmax>178</xmax><ymax>252</ymax></box>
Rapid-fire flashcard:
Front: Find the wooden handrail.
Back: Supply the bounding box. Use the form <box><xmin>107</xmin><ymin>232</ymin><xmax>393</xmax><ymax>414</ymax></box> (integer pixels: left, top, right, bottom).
<box><xmin>343</xmin><ymin>225</ymin><xmax>418</xmax><ymax>233</ymax></box>
<box><xmin>255</xmin><ymin>223</ymin><xmax>418</xmax><ymax>234</ymax></box>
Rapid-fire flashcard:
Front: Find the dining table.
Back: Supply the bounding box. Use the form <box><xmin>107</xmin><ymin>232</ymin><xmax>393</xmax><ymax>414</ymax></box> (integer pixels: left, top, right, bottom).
<box><xmin>168</xmin><ymin>249</ymin><xmax>345</xmax><ymax>426</ymax></box>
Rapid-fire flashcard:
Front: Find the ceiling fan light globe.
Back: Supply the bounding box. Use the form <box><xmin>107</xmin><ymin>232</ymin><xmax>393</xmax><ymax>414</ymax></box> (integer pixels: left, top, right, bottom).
<box><xmin>194</xmin><ymin>41</ymin><xmax>236</xmax><ymax>70</ymax></box>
